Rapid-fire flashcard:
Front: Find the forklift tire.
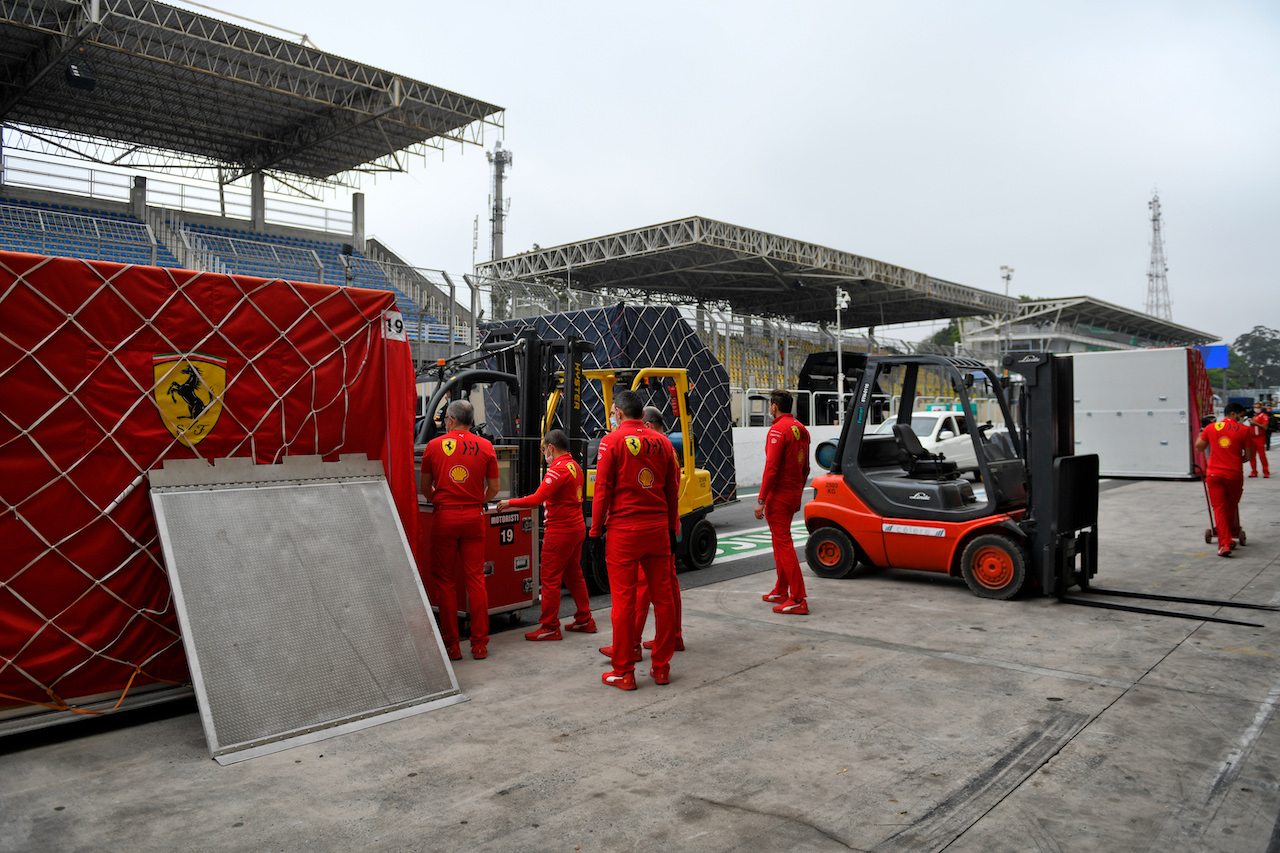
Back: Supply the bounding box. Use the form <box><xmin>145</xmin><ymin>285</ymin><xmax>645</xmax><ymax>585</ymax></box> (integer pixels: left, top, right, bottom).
<box><xmin>582</xmin><ymin>538</ymin><xmax>610</xmax><ymax>595</ymax></box>
<box><xmin>959</xmin><ymin>534</ymin><xmax>1028</xmax><ymax>600</ymax></box>
<box><xmin>805</xmin><ymin>527</ymin><xmax>859</xmax><ymax>579</ymax></box>
<box><xmin>680</xmin><ymin>518</ymin><xmax>717</xmax><ymax>572</ymax></box>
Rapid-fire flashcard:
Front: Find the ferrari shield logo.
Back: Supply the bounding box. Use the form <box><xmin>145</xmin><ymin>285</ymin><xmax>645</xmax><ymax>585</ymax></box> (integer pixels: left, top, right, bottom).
<box><xmin>443</xmin><ymin>438</ymin><xmax>457</xmax><ymax>456</ymax></box>
<box><xmin>792</xmin><ymin>425</ymin><xmax>802</xmax><ymax>440</ymax></box>
<box><xmin>625</xmin><ymin>436</ymin><xmax>642</xmax><ymax>456</ymax></box>
<box><xmin>153</xmin><ymin>353</ymin><xmax>226</xmax><ymax>447</ymax></box>
<box><xmin>566</xmin><ymin>461</ymin><xmax>579</xmax><ymax>477</ymax></box>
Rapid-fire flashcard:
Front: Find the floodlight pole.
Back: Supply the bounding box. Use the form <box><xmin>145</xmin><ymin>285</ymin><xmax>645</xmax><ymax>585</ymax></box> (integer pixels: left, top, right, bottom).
<box><xmin>1000</xmin><ymin>266</ymin><xmax>1014</xmax><ymax>358</ymax></box>
<box><xmin>835</xmin><ymin>286</ymin><xmax>850</xmax><ymax>425</ymax></box>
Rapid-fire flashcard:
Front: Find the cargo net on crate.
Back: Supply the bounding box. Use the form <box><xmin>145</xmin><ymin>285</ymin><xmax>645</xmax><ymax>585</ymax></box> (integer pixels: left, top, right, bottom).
<box><xmin>483</xmin><ymin>304</ymin><xmax>737</xmax><ymax>504</ymax></box>
<box><xmin>0</xmin><ymin>251</ymin><xmax>415</xmax><ymax>722</ymax></box>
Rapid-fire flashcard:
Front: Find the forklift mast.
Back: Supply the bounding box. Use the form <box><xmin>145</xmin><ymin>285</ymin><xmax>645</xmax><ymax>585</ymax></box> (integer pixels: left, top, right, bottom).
<box><xmin>1003</xmin><ymin>352</ymin><xmax>1098</xmax><ymax>595</ymax></box>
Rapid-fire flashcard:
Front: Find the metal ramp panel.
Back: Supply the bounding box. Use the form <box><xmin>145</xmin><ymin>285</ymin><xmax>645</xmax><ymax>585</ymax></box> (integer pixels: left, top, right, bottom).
<box><xmin>149</xmin><ymin>454</ymin><xmax>464</xmax><ymax>765</ymax></box>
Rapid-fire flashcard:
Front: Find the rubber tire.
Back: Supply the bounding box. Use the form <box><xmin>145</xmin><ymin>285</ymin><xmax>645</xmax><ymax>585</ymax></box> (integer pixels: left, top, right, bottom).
<box><xmin>582</xmin><ymin>538</ymin><xmax>610</xmax><ymax>595</ymax></box>
<box><xmin>959</xmin><ymin>533</ymin><xmax>1028</xmax><ymax>600</ymax></box>
<box><xmin>805</xmin><ymin>527</ymin><xmax>859</xmax><ymax>579</ymax></box>
<box><xmin>680</xmin><ymin>518</ymin><xmax>717</xmax><ymax>571</ymax></box>
<box><xmin>1204</xmin><ymin>528</ymin><xmax>1213</xmax><ymax>544</ymax></box>
<box><xmin>1240</xmin><ymin>529</ymin><xmax>1247</xmax><ymax>546</ymax></box>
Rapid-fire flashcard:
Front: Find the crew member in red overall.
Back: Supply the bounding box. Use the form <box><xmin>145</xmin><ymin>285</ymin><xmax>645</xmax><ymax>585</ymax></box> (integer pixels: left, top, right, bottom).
<box><xmin>1194</xmin><ymin>402</ymin><xmax>1254</xmax><ymax>557</ymax></box>
<box><xmin>1248</xmin><ymin>402</ymin><xmax>1270</xmax><ymax>478</ymax></box>
<box><xmin>497</xmin><ymin>429</ymin><xmax>595</xmax><ymax>640</ymax></box>
<box><xmin>590</xmin><ymin>389</ymin><xmax>680</xmax><ymax>690</ymax></box>
<box><xmin>421</xmin><ymin>399</ymin><xmax>500</xmax><ymax>659</ymax></box>
<box><xmin>635</xmin><ymin>406</ymin><xmax>684</xmax><ymax>654</ymax></box>
<box><xmin>757</xmin><ymin>389</ymin><xmax>811</xmax><ymax>614</ymax></box>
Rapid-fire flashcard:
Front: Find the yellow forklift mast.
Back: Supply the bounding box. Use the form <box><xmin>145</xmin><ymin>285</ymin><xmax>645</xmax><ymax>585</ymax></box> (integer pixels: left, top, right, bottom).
<box><xmin>545</xmin><ymin>366</ymin><xmax>718</xmax><ymax>588</ymax></box>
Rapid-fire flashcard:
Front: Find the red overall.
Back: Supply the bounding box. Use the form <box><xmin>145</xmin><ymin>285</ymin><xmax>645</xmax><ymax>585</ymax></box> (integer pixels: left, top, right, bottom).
<box><xmin>636</xmin><ymin>439</ymin><xmax>683</xmax><ymax>644</ymax></box>
<box><xmin>507</xmin><ymin>453</ymin><xmax>591</xmax><ymax>630</ymax></box>
<box><xmin>423</xmin><ymin>429</ymin><xmax>498</xmax><ymax>650</ymax></box>
<box><xmin>1199</xmin><ymin>419</ymin><xmax>1249</xmax><ymax>548</ymax></box>
<box><xmin>759</xmin><ymin>413</ymin><xmax>811</xmax><ymax>602</ymax></box>
<box><xmin>1249</xmin><ymin>411</ymin><xmax>1270</xmax><ymax>477</ymax></box>
<box><xmin>591</xmin><ymin>420</ymin><xmax>680</xmax><ymax>675</ymax></box>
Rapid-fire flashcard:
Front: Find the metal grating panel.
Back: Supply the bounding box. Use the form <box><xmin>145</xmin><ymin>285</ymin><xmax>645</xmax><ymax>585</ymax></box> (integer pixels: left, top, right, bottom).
<box><xmin>149</xmin><ymin>455</ymin><xmax>464</xmax><ymax>764</ymax></box>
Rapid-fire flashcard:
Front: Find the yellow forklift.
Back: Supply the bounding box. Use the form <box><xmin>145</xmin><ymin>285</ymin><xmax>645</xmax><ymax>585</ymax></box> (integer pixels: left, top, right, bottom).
<box><xmin>545</xmin><ymin>366</ymin><xmax>718</xmax><ymax>591</ymax></box>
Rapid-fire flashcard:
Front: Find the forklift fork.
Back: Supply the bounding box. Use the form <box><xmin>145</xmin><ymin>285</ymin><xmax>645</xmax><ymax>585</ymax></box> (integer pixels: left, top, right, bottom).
<box><xmin>1058</xmin><ymin>586</ymin><xmax>1279</xmax><ymax>628</ymax></box>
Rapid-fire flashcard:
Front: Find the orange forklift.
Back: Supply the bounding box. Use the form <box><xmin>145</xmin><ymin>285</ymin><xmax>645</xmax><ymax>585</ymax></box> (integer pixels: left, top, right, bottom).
<box><xmin>802</xmin><ymin>352</ymin><xmax>1275</xmax><ymax>626</ymax></box>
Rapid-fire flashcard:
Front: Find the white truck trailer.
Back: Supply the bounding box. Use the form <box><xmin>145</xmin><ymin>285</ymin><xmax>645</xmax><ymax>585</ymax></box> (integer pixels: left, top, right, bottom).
<box><xmin>1066</xmin><ymin>347</ymin><xmax>1215</xmax><ymax>479</ymax></box>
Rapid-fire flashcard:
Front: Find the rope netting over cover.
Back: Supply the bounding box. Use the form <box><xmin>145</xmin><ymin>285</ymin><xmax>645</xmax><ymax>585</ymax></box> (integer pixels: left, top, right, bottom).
<box><xmin>483</xmin><ymin>305</ymin><xmax>737</xmax><ymax>504</ymax></box>
<box><xmin>0</xmin><ymin>251</ymin><xmax>416</xmax><ymax>724</ymax></box>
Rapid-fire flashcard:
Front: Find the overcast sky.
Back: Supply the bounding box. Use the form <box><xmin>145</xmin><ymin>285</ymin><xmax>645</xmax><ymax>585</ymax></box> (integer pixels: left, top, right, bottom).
<box><xmin>190</xmin><ymin>0</ymin><xmax>1278</xmax><ymax>345</ymax></box>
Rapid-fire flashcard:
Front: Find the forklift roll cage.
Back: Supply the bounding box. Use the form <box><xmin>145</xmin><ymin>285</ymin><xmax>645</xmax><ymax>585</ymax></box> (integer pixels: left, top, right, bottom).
<box><xmin>804</xmin><ymin>352</ymin><xmax>1276</xmax><ymax>626</ymax></box>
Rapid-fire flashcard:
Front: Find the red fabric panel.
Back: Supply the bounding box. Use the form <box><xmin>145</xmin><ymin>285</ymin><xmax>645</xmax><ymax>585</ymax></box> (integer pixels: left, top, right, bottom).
<box><xmin>0</xmin><ymin>252</ymin><xmax>417</xmax><ymax>712</ymax></box>
<box><xmin>1187</xmin><ymin>348</ymin><xmax>1213</xmax><ymax>474</ymax></box>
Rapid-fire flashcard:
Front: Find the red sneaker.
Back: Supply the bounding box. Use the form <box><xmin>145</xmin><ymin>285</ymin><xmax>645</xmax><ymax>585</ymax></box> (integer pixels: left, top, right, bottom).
<box><xmin>762</xmin><ymin>591</ymin><xmax>787</xmax><ymax>603</ymax></box>
<box><xmin>599</xmin><ymin>645</ymin><xmax>643</xmax><ymax>662</ymax></box>
<box><xmin>1248</xmin><ymin>472</ymin><xmax>1258</xmax><ymax>478</ymax></box>
<box><xmin>563</xmin><ymin>617</ymin><xmax>598</xmax><ymax>633</ymax></box>
<box><xmin>650</xmin><ymin>665</ymin><xmax>670</xmax><ymax>685</ymax></box>
<box><xmin>446</xmin><ymin>643</ymin><xmax>462</xmax><ymax>661</ymax></box>
<box><xmin>642</xmin><ymin>638</ymin><xmax>685</xmax><ymax>652</ymax></box>
<box><xmin>773</xmin><ymin>599</ymin><xmax>810</xmax><ymax>615</ymax></box>
<box><xmin>601</xmin><ymin>670</ymin><xmax>637</xmax><ymax>691</ymax></box>
<box><xmin>524</xmin><ymin>626</ymin><xmax>563</xmax><ymax>641</ymax></box>
<box><xmin>471</xmin><ymin>643</ymin><xmax>488</xmax><ymax>660</ymax></box>
<box><xmin>1218</xmin><ymin>546</ymin><xmax>1233</xmax><ymax>558</ymax></box>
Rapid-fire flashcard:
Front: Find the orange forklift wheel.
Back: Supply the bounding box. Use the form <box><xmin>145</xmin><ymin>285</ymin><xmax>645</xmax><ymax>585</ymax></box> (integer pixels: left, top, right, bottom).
<box><xmin>804</xmin><ymin>527</ymin><xmax>860</xmax><ymax>579</ymax></box>
<box><xmin>959</xmin><ymin>533</ymin><xmax>1028</xmax><ymax>600</ymax></box>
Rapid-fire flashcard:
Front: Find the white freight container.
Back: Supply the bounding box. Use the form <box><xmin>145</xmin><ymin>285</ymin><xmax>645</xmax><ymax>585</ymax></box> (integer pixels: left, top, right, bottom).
<box><xmin>1067</xmin><ymin>348</ymin><xmax>1214</xmax><ymax>479</ymax></box>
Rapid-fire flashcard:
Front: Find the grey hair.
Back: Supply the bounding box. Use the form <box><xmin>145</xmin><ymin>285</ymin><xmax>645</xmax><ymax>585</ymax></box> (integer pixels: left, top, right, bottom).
<box><xmin>446</xmin><ymin>399</ymin><xmax>475</xmax><ymax>426</ymax></box>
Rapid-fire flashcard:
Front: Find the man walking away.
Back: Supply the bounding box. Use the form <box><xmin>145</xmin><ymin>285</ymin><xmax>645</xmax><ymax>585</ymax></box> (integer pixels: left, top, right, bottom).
<box><xmin>1194</xmin><ymin>402</ymin><xmax>1254</xmax><ymax>557</ymax></box>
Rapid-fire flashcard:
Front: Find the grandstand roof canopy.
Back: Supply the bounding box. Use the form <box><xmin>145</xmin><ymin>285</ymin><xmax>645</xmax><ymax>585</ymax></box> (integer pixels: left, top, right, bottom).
<box><xmin>0</xmin><ymin>0</ymin><xmax>503</xmax><ymax>181</ymax></box>
<box><xmin>476</xmin><ymin>216</ymin><xmax>1017</xmax><ymax>328</ymax></box>
<box><xmin>970</xmin><ymin>295</ymin><xmax>1217</xmax><ymax>346</ymax></box>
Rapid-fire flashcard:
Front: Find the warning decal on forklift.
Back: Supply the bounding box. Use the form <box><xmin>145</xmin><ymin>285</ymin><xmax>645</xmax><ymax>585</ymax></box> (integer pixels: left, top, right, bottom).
<box><xmin>882</xmin><ymin>523</ymin><xmax>946</xmax><ymax>538</ymax></box>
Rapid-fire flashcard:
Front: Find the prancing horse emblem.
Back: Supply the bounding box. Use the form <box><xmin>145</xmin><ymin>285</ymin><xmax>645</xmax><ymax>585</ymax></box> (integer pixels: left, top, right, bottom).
<box><xmin>153</xmin><ymin>352</ymin><xmax>227</xmax><ymax>447</ymax></box>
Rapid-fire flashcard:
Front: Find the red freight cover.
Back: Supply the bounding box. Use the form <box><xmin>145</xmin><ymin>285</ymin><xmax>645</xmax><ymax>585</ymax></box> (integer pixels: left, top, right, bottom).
<box><xmin>0</xmin><ymin>252</ymin><xmax>417</xmax><ymax>715</ymax></box>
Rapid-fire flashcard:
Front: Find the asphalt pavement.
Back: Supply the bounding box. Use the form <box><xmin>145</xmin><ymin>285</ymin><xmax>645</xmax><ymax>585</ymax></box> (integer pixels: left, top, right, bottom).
<box><xmin>4</xmin><ymin>475</ymin><xmax>1279</xmax><ymax>852</ymax></box>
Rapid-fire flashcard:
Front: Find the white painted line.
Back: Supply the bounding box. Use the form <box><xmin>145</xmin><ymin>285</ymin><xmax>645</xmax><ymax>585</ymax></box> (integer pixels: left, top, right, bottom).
<box><xmin>1206</xmin><ymin>674</ymin><xmax>1280</xmax><ymax>801</ymax></box>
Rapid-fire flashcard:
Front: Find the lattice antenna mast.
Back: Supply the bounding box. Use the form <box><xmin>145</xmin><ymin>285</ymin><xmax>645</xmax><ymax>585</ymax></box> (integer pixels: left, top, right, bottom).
<box><xmin>487</xmin><ymin>141</ymin><xmax>513</xmax><ymax>261</ymax></box>
<box><xmin>1146</xmin><ymin>191</ymin><xmax>1172</xmax><ymax>320</ymax></box>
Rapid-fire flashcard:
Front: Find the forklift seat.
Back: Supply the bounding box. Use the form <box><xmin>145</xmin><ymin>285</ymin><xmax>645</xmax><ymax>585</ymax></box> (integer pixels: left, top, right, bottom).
<box><xmin>891</xmin><ymin>423</ymin><xmax>959</xmax><ymax>479</ymax></box>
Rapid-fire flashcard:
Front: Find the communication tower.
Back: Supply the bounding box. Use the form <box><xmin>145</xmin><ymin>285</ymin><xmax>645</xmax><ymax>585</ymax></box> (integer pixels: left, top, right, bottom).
<box><xmin>487</xmin><ymin>141</ymin><xmax>513</xmax><ymax>261</ymax></box>
<box><xmin>1145</xmin><ymin>191</ymin><xmax>1172</xmax><ymax>320</ymax></box>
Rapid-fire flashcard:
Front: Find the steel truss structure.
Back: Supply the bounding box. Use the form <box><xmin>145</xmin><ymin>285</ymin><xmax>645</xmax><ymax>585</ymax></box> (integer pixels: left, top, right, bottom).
<box><xmin>0</xmin><ymin>0</ymin><xmax>503</xmax><ymax>182</ymax></box>
<box><xmin>476</xmin><ymin>216</ymin><xmax>1017</xmax><ymax>328</ymax></box>
<box><xmin>963</xmin><ymin>295</ymin><xmax>1215</xmax><ymax>350</ymax></box>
